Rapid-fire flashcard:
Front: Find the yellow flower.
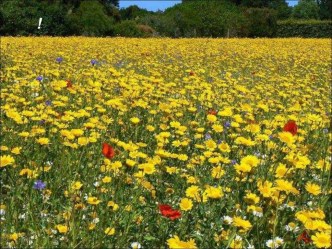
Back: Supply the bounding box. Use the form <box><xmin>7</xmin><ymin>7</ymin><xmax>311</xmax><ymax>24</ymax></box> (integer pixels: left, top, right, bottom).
<box><xmin>218</xmin><ymin>142</ymin><xmax>230</xmax><ymax>152</ymax></box>
<box><xmin>104</xmin><ymin>227</ymin><xmax>115</xmax><ymax>236</ymax></box>
<box><xmin>167</xmin><ymin>235</ymin><xmax>197</xmax><ymax>249</ymax></box>
<box><xmin>186</xmin><ymin>185</ymin><xmax>201</xmax><ymax>201</ymax></box>
<box><xmin>240</xmin><ymin>155</ymin><xmax>260</xmax><ymax>168</ymax></box>
<box><xmin>311</xmin><ymin>232</ymin><xmax>331</xmax><ymax>248</ymax></box>
<box><xmin>37</xmin><ymin>137</ymin><xmax>50</xmax><ymax>145</ymax></box>
<box><xmin>102</xmin><ymin>176</ymin><xmax>112</xmax><ymax>183</ymax></box>
<box><xmin>275</xmin><ymin>179</ymin><xmax>299</xmax><ymax>195</ymax></box>
<box><xmin>278</xmin><ymin>131</ymin><xmax>294</xmax><ymax>145</ymax></box>
<box><xmin>19</xmin><ymin>169</ymin><xmax>34</xmax><ymax>178</ymax></box>
<box><xmin>11</xmin><ymin>147</ymin><xmax>21</xmax><ymax>155</ymax></box>
<box><xmin>18</xmin><ymin>131</ymin><xmax>30</xmax><ymax>137</ymax></box>
<box><xmin>211</xmin><ymin>165</ymin><xmax>225</xmax><ymax>179</ymax></box>
<box><xmin>107</xmin><ymin>201</ymin><xmax>119</xmax><ymax>211</ymax></box>
<box><xmin>56</xmin><ymin>224</ymin><xmax>68</xmax><ymax>233</ymax></box>
<box><xmin>207</xmin><ymin>114</ymin><xmax>217</xmax><ymax>123</ymax></box>
<box><xmin>244</xmin><ymin>193</ymin><xmax>260</xmax><ymax>204</ymax></box>
<box><xmin>275</xmin><ymin>163</ymin><xmax>288</xmax><ymax>178</ymax></box>
<box><xmin>87</xmin><ymin>197</ymin><xmax>101</xmax><ymax>205</ymax></box>
<box><xmin>212</xmin><ymin>124</ymin><xmax>223</xmax><ymax>133</ymax></box>
<box><xmin>146</xmin><ymin>125</ymin><xmax>155</xmax><ymax>132</ymax></box>
<box><xmin>77</xmin><ymin>137</ymin><xmax>89</xmax><ymax>146</ymax></box>
<box><xmin>204</xmin><ymin>186</ymin><xmax>223</xmax><ymax>199</ymax></box>
<box><xmin>71</xmin><ymin>129</ymin><xmax>84</xmax><ymax>137</ymax></box>
<box><xmin>138</xmin><ymin>163</ymin><xmax>156</xmax><ymax>174</ymax></box>
<box><xmin>9</xmin><ymin>233</ymin><xmax>19</xmax><ymax>242</ymax></box>
<box><xmin>0</xmin><ymin>146</ymin><xmax>8</xmax><ymax>151</ymax></box>
<box><xmin>229</xmin><ymin>236</ymin><xmax>243</xmax><ymax>249</ymax></box>
<box><xmin>305</xmin><ymin>182</ymin><xmax>321</xmax><ymax>195</ymax></box>
<box><xmin>71</xmin><ymin>181</ymin><xmax>83</xmax><ymax>191</ymax></box>
<box><xmin>233</xmin><ymin>216</ymin><xmax>252</xmax><ymax>231</ymax></box>
<box><xmin>179</xmin><ymin>198</ymin><xmax>193</xmax><ymax>211</ymax></box>
<box><xmin>257</xmin><ymin>180</ymin><xmax>276</xmax><ymax>198</ymax></box>
<box><xmin>205</xmin><ymin>139</ymin><xmax>217</xmax><ymax>151</ymax></box>
<box><xmin>0</xmin><ymin>155</ymin><xmax>15</xmax><ymax>167</ymax></box>
<box><xmin>126</xmin><ymin>159</ymin><xmax>136</xmax><ymax>167</ymax></box>
<box><xmin>234</xmin><ymin>163</ymin><xmax>252</xmax><ymax>173</ymax></box>
<box><xmin>130</xmin><ymin>117</ymin><xmax>140</xmax><ymax>124</ymax></box>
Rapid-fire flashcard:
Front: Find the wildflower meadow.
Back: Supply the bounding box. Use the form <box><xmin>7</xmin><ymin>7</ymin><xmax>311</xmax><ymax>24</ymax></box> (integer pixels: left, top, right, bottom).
<box><xmin>0</xmin><ymin>37</ymin><xmax>331</xmax><ymax>248</ymax></box>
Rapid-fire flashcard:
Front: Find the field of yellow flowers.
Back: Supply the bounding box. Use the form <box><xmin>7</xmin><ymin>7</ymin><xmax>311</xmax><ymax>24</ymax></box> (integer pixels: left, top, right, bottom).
<box><xmin>0</xmin><ymin>37</ymin><xmax>331</xmax><ymax>249</ymax></box>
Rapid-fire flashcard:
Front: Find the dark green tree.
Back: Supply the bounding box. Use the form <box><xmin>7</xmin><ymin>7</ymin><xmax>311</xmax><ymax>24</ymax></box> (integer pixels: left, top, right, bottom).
<box><xmin>293</xmin><ymin>0</ymin><xmax>320</xmax><ymax>19</ymax></box>
<box><xmin>316</xmin><ymin>0</ymin><xmax>332</xmax><ymax>19</ymax></box>
<box><xmin>68</xmin><ymin>0</ymin><xmax>115</xmax><ymax>36</ymax></box>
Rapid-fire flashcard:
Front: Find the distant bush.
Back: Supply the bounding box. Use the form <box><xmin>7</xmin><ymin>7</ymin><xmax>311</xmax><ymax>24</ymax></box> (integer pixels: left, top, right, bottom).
<box><xmin>276</xmin><ymin>19</ymin><xmax>332</xmax><ymax>38</ymax></box>
<box><xmin>137</xmin><ymin>24</ymin><xmax>156</xmax><ymax>37</ymax></box>
<box><xmin>113</xmin><ymin>20</ymin><xmax>144</xmax><ymax>37</ymax></box>
<box><xmin>292</xmin><ymin>0</ymin><xmax>320</xmax><ymax>19</ymax></box>
<box><xmin>244</xmin><ymin>8</ymin><xmax>277</xmax><ymax>37</ymax></box>
<box><xmin>143</xmin><ymin>1</ymin><xmax>247</xmax><ymax>38</ymax></box>
<box><xmin>68</xmin><ymin>0</ymin><xmax>114</xmax><ymax>36</ymax></box>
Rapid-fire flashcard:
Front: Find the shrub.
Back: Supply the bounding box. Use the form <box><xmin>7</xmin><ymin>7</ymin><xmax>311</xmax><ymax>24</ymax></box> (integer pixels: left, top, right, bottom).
<box><xmin>68</xmin><ymin>0</ymin><xmax>114</xmax><ymax>36</ymax></box>
<box><xmin>113</xmin><ymin>20</ymin><xmax>144</xmax><ymax>37</ymax></box>
<box><xmin>292</xmin><ymin>0</ymin><xmax>320</xmax><ymax>19</ymax></box>
<box><xmin>244</xmin><ymin>8</ymin><xmax>277</xmax><ymax>37</ymax></box>
<box><xmin>276</xmin><ymin>19</ymin><xmax>332</xmax><ymax>38</ymax></box>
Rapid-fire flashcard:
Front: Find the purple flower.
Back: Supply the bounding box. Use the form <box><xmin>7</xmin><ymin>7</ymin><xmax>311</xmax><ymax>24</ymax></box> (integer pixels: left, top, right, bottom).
<box><xmin>45</xmin><ymin>100</ymin><xmax>52</xmax><ymax>106</ymax></box>
<box><xmin>56</xmin><ymin>57</ymin><xmax>63</xmax><ymax>63</ymax></box>
<box><xmin>224</xmin><ymin>121</ymin><xmax>231</xmax><ymax>128</ymax></box>
<box><xmin>269</xmin><ymin>135</ymin><xmax>273</xmax><ymax>140</ymax></box>
<box><xmin>33</xmin><ymin>180</ymin><xmax>46</xmax><ymax>190</ymax></box>
<box><xmin>36</xmin><ymin>76</ymin><xmax>43</xmax><ymax>82</ymax></box>
<box><xmin>205</xmin><ymin>133</ymin><xmax>212</xmax><ymax>140</ymax></box>
<box><xmin>91</xmin><ymin>59</ymin><xmax>97</xmax><ymax>66</ymax></box>
<box><xmin>39</xmin><ymin>119</ymin><xmax>45</xmax><ymax>125</ymax></box>
<box><xmin>231</xmin><ymin>160</ymin><xmax>237</xmax><ymax>165</ymax></box>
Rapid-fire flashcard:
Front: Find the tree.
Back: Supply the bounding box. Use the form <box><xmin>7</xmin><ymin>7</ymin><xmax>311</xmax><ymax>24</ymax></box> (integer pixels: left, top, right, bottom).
<box><xmin>316</xmin><ymin>0</ymin><xmax>332</xmax><ymax>19</ymax></box>
<box><xmin>293</xmin><ymin>0</ymin><xmax>320</xmax><ymax>19</ymax></box>
<box><xmin>68</xmin><ymin>0</ymin><xmax>114</xmax><ymax>36</ymax></box>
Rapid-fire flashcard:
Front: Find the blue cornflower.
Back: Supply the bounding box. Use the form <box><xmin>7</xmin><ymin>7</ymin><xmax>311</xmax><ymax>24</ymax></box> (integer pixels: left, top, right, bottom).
<box><xmin>34</xmin><ymin>180</ymin><xmax>46</xmax><ymax>190</ymax></box>
<box><xmin>224</xmin><ymin>121</ymin><xmax>231</xmax><ymax>128</ymax></box>
<box><xmin>36</xmin><ymin>76</ymin><xmax>43</xmax><ymax>82</ymax></box>
<box><xmin>56</xmin><ymin>57</ymin><xmax>63</xmax><ymax>63</ymax></box>
<box><xmin>205</xmin><ymin>133</ymin><xmax>212</xmax><ymax>140</ymax></box>
<box><xmin>91</xmin><ymin>59</ymin><xmax>97</xmax><ymax>66</ymax></box>
<box><xmin>45</xmin><ymin>100</ymin><xmax>52</xmax><ymax>106</ymax></box>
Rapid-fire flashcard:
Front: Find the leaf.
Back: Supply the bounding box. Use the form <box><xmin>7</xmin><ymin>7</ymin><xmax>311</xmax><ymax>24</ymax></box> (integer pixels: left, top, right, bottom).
<box><xmin>144</xmin><ymin>235</ymin><xmax>158</xmax><ymax>241</ymax></box>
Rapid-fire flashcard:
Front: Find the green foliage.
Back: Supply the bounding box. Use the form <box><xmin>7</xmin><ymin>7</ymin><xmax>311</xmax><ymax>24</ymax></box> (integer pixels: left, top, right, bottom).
<box><xmin>244</xmin><ymin>8</ymin><xmax>277</xmax><ymax>37</ymax></box>
<box><xmin>145</xmin><ymin>1</ymin><xmax>247</xmax><ymax>37</ymax></box>
<box><xmin>276</xmin><ymin>19</ymin><xmax>332</xmax><ymax>37</ymax></box>
<box><xmin>316</xmin><ymin>0</ymin><xmax>332</xmax><ymax>20</ymax></box>
<box><xmin>268</xmin><ymin>0</ymin><xmax>292</xmax><ymax>19</ymax></box>
<box><xmin>68</xmin><ymin>0</ymin><xmax>114</xmax><ymax>36</ymax></box>
<box><xmin>119</xmin><ymin>5</ymin><xmax>153</xmax><ymax>20</ymax></box>
<box><xmin>292</xmin><ymin>0</ymin><xmax>320</xmax><ymax>19</ymax></box>
<box><xmin>0</xmin><ymin>0</ymin><xmax>69</xmax><ymax>36</ymax></box>
<box><xmin>113</xmin><ymin>20</ymin><xmax>144</xmax><ymax>37</ymax></box>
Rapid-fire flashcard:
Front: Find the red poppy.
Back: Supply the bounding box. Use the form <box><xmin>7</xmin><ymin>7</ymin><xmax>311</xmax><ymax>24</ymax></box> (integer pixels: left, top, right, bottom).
<box><xmin>158</xmin><ymin>204</ymin><xmax>181</xmax><ymax>220</ymax></box>
<box><xmin>102</xmin><ymin>143</ymin><xmax>115</xmax><ymax>159</ymax></box>
<box><xmin>208</xmin><ymin>109</ymin><xmax>218</xmax><ymax>115</ymax></box>
<box><xmin>66</xmin><ymin>80</ymin><xmax>73</xmax><ymax>89</ymax></box>
<box><xmin>283</xmin><ymin>120</ymin><xmax>298</xmax><ymax>136</ymax></box>
<box><xmin>297</xmin><ymin>230</ymin><xmax>311</xmax><ymax>244</ymax></box>
<box><xmin>189</xmin><ymin>71</ymin><xmax>195</xmax><ymax>76</ymax></box>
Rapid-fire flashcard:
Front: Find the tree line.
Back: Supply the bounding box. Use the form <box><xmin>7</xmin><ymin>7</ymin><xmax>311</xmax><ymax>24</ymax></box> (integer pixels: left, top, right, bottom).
<box><xmin>0</xmin><ymin>0</ymin><xmax>331</xmax><ymax>37</ymax></box>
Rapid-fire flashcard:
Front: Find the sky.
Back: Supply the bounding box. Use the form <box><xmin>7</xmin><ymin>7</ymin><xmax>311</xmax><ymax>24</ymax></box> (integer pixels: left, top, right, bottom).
<box><xmin>119</xmin><ymin>1</ymin><xmax>299</xmax><ymax>11</ymax></box>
